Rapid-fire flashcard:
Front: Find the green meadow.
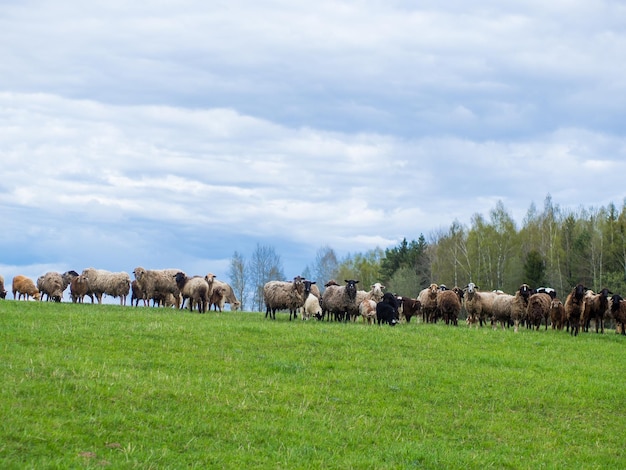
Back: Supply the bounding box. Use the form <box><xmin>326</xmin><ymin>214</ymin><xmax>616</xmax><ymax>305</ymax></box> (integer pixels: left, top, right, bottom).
<box><xmin>0</xmin><ymin>300</ymin><xmax>624</xmax><ymax>469</ymax></box>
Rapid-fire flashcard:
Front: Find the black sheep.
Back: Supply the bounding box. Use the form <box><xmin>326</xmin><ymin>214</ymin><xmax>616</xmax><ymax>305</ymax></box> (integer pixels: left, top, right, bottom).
<box><xmin>376</xmin><ymin>292</ymin><xmax>399</xmax><ymax>326</ymax></box>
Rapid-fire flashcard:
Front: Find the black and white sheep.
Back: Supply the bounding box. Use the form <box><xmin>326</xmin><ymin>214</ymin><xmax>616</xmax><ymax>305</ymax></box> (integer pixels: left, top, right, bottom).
<box><xmin>174</xmin><ymin>272</ymin><xmax>210</xmax><ymax>313</ymax></box>
<box><xmin>263</xmin><ymin>276</ymin><xmax>306</xmax><ymax>320</ymax></box>
<box><xmin>133</xmin><ymin>266</ymin><xmax>182</xmax><ymax>308</ymax></box>
<box><xmin>81</xmin><ymin>268</ymin><xmax>131</xmax><ymax>305</ymax></box>
<box><xmin>564</xmin><ymin>283</ymin><xmax>587</xmax><ymax>336</ymax></box>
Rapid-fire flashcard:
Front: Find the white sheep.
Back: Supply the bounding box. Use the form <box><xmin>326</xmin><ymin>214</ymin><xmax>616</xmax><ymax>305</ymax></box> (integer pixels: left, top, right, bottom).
<box><xmin>263</xmin><ymin>276</ymin><xmax>306</xmax><ymax>320</ymax></box>
<box><xmin>301</xmin><ymin>293</ymin><xmax>323</xmax><ymax>320</ymax></box>
<box><xmin>0</xmin><ymin>274</ymin><xmax>7</xmax><ymax>299</ymax></box>
<box><xmin>463</xmin><ymin>283</ymin><xmax>502</xmax><ymax>328</ymax></box>
<box><xmin>81</xmin><ymin>268</ymin><xmax>131</xmax><ymax>305</ymax></box>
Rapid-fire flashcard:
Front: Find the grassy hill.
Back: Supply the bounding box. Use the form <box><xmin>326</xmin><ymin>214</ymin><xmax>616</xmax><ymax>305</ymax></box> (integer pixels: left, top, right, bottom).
<box><xmin>1</xmin><ymin>300</ymin><xmax>624</xmax><ymax>468</ymax></box>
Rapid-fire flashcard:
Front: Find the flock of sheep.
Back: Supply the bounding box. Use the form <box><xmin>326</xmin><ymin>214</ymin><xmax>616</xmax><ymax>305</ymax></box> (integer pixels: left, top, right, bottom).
<box><xmin>262</xmin><ymin>276</ymin><xmax>626</xmax><ymax>335</ymax></box>
<box><xmin>3</xmin><ymin>268</ymin><xmax>626</xmax><ymax>335</ymax></box>
<box><xmin>0</xmin><ymin>267</ymin><xmax>241</xmax><ymax>313</ymax></box>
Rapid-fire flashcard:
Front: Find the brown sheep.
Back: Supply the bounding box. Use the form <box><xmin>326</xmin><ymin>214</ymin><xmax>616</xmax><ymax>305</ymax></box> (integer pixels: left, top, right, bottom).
<box><xmin>526</xmin><ymin>292</ymin><xmax>552</xmax><ymax>330</ymax></box>
<box><xmin>549</xmin><ymin>299</ymin><xmax>566</xmax><ymax>330</ymax></box>
<box><xmin>398</xmin><ymin>296</ymin><xmax>421</xmax><ymax>323</ymax></box>
<box><xmin>609</xmin><ymin>294</ymin><xmax>626</xmax><ymax>335</ymax></box>
<box><xmin>581</xmin><ymin>287</ymin><xmax>612</xmax><ymax>333</ymax></box>
<box><xmin>12</xmin><ymin>275</ymin><xmax>41</xmax><ymax>301</ymax></box>
<box><xmin>564</xmin><ymin>283</ymin><xmax>587</xmax><ymax>336</ymax></box>
<box><xmin>70</xmin><ymin>274</ymin><xmax>91</xmax><ymax>303</ymax></box>
<box><xmin>437</xmin><ymin>287</ymin><xmax>464</xmax><ymax>326</ymax></box>
<box><xmin>417</xmin><ymin>283</ymin><xmax>439</xmax><ymax>323</ymax></box>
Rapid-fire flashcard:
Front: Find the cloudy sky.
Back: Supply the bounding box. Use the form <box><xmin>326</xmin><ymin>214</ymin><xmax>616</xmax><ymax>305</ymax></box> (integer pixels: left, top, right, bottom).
<box><xmin>2</xmin><ymin>1</ymin><xmax>626</xmax><ymax>291</ymax></box>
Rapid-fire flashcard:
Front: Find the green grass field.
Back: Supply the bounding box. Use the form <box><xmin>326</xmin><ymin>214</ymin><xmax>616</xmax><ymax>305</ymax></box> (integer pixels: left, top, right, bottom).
<box><xmin>1</xmin><ymin>300</ymin><xmax>624</xmax><ymax>469</ymax></box>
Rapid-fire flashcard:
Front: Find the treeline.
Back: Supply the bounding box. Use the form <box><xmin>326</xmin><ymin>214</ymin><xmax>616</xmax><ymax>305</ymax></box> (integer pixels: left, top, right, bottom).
<box><xmin>228</xmin><ymin>195</ymin><xmax>626</xmax><ymax>310</ymax></box>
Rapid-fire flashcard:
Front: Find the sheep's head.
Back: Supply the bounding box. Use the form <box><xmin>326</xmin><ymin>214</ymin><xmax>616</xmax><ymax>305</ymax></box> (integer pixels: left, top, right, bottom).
<box><xmin>611</xmin><ymin>294</ymin><xmax>623</xmax><ymax>312</ymax></box>
<box><xmin>453</xmin><ymin>286</ymin><xmax>464</xmax><ymax>300</ymax></box>
<box><xmin>344</xmin><ymin>279</ymin><xmax>359</xmax><ymax>300</ymax></box>
<box><xmin>133</xmin><ymin>267</ymin><xmax>146</xmax><ymax>281</ymax></box>
<box><xmin>173</xmin><ymin>272</ymin><xmax>187</xmax><ymax>288</ymax></box>
<box><xmin>303</xmin><ymin>280</ymin><xmax>317</xmax><ymax>298</ymax></box>
<box><xmin>325</xmin><ymin>279</ymin><xmax>339</xmax><ymax>288</ymax></box>
<box><xmin>518</xmin><ymin>284</ymin><xmax>531</xmax><ymax>300</ymax></box>
<box><xmin>292</xmin><ymin>276</ymin><xmax>305</xmax><ymax>294</ymax></box>
<box><xmin>573</xmin><ymin>283</ymin><xmax>586</xmax><ymax>301</ymax></box>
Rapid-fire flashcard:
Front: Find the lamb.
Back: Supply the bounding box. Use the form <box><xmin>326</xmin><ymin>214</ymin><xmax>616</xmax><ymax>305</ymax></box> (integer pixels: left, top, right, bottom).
<box><xmin>463</xmin><ymin>283</ymin><xmax>502</xmax><ymax>328</ymax></box>
<box><xmin>302</xmin><ymin>293</ymin><xmax>323</xmax><ymax>321</ymax></box>
<box><xmin>581</xmin><ymin>287</ymin><xmax>612</xmax><ymax>333</ymax></box>
<box><xmin>349</xmin><ymin>282</ymin><xmax>386</xmax><ymax>322</ymax></box>
<box><xmin>549</xmin><ymin>298</ymin><xmax>566</xmax><ymax>330</ymax></box>
<box><xmin>564</xmin><ymin>283</ymin><xmax>587</xmax><ymax>336</ymax></box>
<box><xmin>70</xmin><ymin>274</ymin><xmax>90</xmax><ymax>303</ymax></box>
<box><xmin>0</xmin><ymin>274</ymin><xmax>7</xmax><ymax>299</ymax></box>
<box><xmin>417</xmin><ymin>283</ymin><xmax>439</xmax><ymax>323</ymax></box>
<box><xmin>12</xmin><ymin>275</ymin><xmax>41</xmax><ymax>301</ymax></box>
<box><xmin>359</xmin><ymin>299</ymin><xmax>377</xmax><ymax>324</ymax></box>
<box><xmin>526</xmin><ymin>291</ymin><xmax>552</xmax><ymax>330</ymax></box>
<box><xmin>263</xmin><ymin>276</ymin><xmax>306</xmax><ymax>320</ymax></box>
<box><xmin>209</xmin><ymin>284</ymin><xmax>227</xmax><ymax>312</ymax></box>
<box><xmin>321</xmin><ymin>279</ymin><xmax>359</xmax><ymax>322</ymax></box>
<box><xmin>174</xmin><ymin>272</ymin><xmax>210</xmax><ymax>313</ymax></box>
<box><xmin>609</xmin><ymin>294</ymin><xmax>626</xmax><ymax>335</ymax></box>
<box><xmin>437</xmin><ymin>286</ymin><xmax>464</xmax><ymax>326</ymax></box>
<box><xmin>398</xmin><ymin>296</ymin><xmax>421</xmax><ymax>323</ymax></box>
<box><xmin>376</xmin><ymin>292</ymin><xmax>400</xmax><ymax>326</ymax></box>
<box><xmin>133</xmin><ymin>267</ymin><xmax>182</xmax><ymax>309</ymax></box>
<box><xmin>81</xmin><ymin>268</ymin><xmax>131</xmax><ymax>306</ymax></box>
<box><xmin>491</xmin><ymin>284</ymin><xmax>532</xmax><ymax>331</ymax></box>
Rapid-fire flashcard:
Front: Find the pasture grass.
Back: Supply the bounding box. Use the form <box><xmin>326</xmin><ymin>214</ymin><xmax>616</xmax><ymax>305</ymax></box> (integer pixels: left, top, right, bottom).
<box><xmin>0</xmin><ymin>300</ymin><xmax>625</xmax><ymax>469</ymax></box>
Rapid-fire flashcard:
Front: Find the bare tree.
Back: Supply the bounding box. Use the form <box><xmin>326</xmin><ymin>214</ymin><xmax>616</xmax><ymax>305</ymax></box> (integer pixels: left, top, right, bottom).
<box><xmin>312</xmin><ymin>245</ymin><xmax>339</xmax><ymax>288</ymax></box>
<box><xmin>249</xmin><ymin>243</ymin><xmax>284</xmax><ymax>311</ymax></box>
<box><xmin>228</xmin><ymin>251</ymin><xmax>247</xmax><ymax>310</ymax></box>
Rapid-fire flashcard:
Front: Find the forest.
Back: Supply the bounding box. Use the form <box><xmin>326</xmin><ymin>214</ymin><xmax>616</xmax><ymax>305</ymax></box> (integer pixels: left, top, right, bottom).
<box><xmin>228</xmin><ymin>195</ymin><xmax>626</xmax><ymax>311</ymax></box>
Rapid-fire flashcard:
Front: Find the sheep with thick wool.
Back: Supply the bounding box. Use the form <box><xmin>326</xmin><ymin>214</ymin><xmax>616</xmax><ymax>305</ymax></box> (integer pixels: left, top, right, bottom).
<box><xmin>609</xmin><ymin>294</ymin><xmax>626</xmax><ymax>335</ymax></box>
<box><xmin>174</xmin><ymin>272</ymin><xmax>210</xmax><ymax>313</ymax></box>
<box><xmin>549</xmin><ymin>298</ymin><xmax>566</xmax><ymax>330</ymax></box>
<box><xmin>133</xmin><ymin>267</ymin><xmax>182</xmax><ymax>309</ymax></box>
<box><xmin>350</xmin><ymin>282</ymin><xmax>386</xmax><ymax>322</ymax></box>
<box><xmin>37</xmin><ymin>270</ymin><xmax>78</xmax><ymax>302</ymax></box>
<box><xmin>463</xmin><ymin>283</ymin><xmax>502</xmax><ymax>328</ymax></box>
<box><xmin>263</xmin><ymin>276</ymin><xmax>306</xmax><ymax>320</ymax></box>
<box><xmin>564</xmin><ymin>283</ymin><xmax>587</xmax><ymax>336</ymax></box>
<box><xmin>437</xmin><ymin>286</ymin><xmax>464</xmax><ymax>326</ymax></box>
<box><xmin>302</xmin><ymin>293</ymin><xmax>323</xmax><ymax>321</ymax></box>
<box><xmin>321</xmin><ymin>279</ymin><xmax>359</xmax><ymax>322</ymax></box>
<box><xmin>526</xmin><ymin>291</ymin><xmax>552</xmax><ymax>330</ymax></box>
<box><xmin>491</xmin><ymin>284</ymin><xmax>532</xmax><ymax>331</ymax></box>
<box><xmin>81</xmin><ymin>268</ymin><xmax>131</xmax><ymax>305</ymax></box>
<box><xmin>12</xmin><ymin>275</ymin><xmax>41</xmax><ymax>301</ymax></box>
<box><xmin>0</xmin><ymin>274</ymin><xmax>7</xmax><ymax>299</ymax></box>
<box><xmin>581</xmin><ymin>287</ymin><xmax>612</xmax><ymax>333</ymax></box>
<box><xmin>417</xmin><ymin>283</ymin><xmax>439</xmax><ymax>323</ymax></box>
<box><xmin>70</xmin><ymin>274</ymin><xmax>90</xmax><ymax>303</ymax></box>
